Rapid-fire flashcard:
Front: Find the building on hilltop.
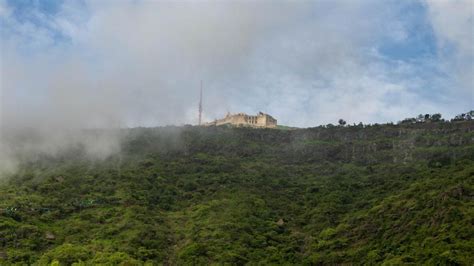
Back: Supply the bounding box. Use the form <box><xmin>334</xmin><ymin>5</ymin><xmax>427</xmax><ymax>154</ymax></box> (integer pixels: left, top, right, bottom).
<box><xmin>205</xmin><ymin>112</ymin><xmax>277</xmax><ymax>128</ymax></box>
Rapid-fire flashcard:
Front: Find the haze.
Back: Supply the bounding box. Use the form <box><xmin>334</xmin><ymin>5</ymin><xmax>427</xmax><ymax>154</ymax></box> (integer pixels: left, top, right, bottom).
<box><xmin>0</xmin><ymin>0</ymin><xmax>473</xmax><ymax>173</ymax></box>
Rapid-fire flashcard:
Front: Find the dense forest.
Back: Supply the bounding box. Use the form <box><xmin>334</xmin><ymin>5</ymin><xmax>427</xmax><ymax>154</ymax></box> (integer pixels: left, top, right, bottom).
<box><xmin>1</xmin><ymin>119</ymin><xmax>473</xmax><ymax>265</ymax></box>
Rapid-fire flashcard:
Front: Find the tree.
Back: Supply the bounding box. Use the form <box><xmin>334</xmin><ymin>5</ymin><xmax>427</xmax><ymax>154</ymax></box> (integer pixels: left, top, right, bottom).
<box><xmin>338</xmin><ymin>119</ymin><xmax>346</xmax><ymax>127</ymax></box>
<box><xmin>417</xmin><ymin>114</ymin><xmax>424</xmax><ymax>122</ymax></box>
<box><xmin>431</xmin><ymin>113</ymin><xmax>442</xmax><ymax>122</ymax></box>
<box><xmin>400</xmin><ymin>118</ymin><xmax>416</xmax><ymax>124</ymax></box>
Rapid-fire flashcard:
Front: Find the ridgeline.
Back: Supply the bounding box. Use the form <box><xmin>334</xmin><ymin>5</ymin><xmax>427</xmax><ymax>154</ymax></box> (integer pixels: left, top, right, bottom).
<box><xmin>1</xmin><ymin>120</ymin><xmax>473</xmax><ymax>265</ymax></box>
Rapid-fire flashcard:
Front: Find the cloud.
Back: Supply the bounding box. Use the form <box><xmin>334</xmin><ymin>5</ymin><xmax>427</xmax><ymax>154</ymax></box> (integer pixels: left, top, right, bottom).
<box><xmin>1</xmin><ymin>0</ymin><xmax>472</xmax><ymax>132</ymax></box>
<box><xmin>424</xmin><ymin>0</ymin><xmax>474</xmax><ymax>97</ymax></box>
<box><xmin>2</xmin><ymin>0</ymin><xmax>473</xmax><ymax>176</ymax></box>
<box><xmin>0</xmin><ymin>0</ymin><xmax>9</xmax><ymax>18</ymax></box>
<box><xmin>426</xmin><ymin>0</ymin><xmax>474</xmax><ymax>56</ymax></box>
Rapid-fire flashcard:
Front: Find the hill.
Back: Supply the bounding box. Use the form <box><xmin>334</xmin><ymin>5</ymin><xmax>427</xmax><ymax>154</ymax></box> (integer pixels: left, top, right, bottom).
<box><xmin>1</xmin><ymin>121</ymin><xmax>473</xmax><ymax>265</ymax></box>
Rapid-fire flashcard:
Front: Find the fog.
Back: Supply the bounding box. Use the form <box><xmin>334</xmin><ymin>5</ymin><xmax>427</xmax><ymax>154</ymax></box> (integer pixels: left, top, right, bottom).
<box><xmin>0</xmin><ymin>0</ymin><xmax>472</xmax><ymax>175</ymax></box>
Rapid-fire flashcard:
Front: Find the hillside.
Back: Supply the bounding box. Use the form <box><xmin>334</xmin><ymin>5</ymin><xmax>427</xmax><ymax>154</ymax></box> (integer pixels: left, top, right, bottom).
<box><xmin>1</xmin><ymin>121</ymin><xmax>473</xmax><ymax>265</ymax></box>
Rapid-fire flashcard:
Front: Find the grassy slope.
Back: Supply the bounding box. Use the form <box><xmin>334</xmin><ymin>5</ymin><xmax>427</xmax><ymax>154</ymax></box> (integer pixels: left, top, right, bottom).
<box><xmin>0</xmin><ymin>121</ymin><xmax>473</xmax><ymax>265</ymax></box>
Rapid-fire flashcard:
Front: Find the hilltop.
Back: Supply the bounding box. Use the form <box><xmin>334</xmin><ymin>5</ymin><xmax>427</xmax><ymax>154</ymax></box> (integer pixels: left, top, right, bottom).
<box><xmin>0</xmin><ymin>120</ymin><xmax>473</xmax><ymax>265</ymax></box>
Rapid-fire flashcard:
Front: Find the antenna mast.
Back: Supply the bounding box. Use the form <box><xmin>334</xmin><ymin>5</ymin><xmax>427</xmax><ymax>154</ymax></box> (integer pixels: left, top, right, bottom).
<box><xmin>198</xmin><ymin>81</ymin><xmax>203</xmax><ymax>126</ymax></box>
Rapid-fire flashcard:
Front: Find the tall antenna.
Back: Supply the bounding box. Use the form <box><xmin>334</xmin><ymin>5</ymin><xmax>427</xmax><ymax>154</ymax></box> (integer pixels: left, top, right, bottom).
<box><xmin>198</xmin><ymin>80</ymin><xmax>203</xmax><ymax>125</ymax></box>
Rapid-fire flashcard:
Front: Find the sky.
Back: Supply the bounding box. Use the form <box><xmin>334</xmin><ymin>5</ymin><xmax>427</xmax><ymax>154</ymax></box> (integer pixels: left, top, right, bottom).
<box><xmin>0</xmin><ymin>0</ymin><xmax>473</xmax><ymax>129</ymax></box>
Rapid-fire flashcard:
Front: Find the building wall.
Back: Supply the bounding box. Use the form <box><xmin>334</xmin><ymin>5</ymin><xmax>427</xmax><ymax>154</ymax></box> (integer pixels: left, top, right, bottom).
<box><xmin>209</xmin><ymin>112</ymin><xmax>277</xmax><ymax>128</ymax></box>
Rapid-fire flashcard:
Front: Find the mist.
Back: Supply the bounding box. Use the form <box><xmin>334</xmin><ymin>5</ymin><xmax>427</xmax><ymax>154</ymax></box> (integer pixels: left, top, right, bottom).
<box><xmin>1</xmin><ymin>0</ymin><xmax>473</xmax><ymax>175</ymax></box>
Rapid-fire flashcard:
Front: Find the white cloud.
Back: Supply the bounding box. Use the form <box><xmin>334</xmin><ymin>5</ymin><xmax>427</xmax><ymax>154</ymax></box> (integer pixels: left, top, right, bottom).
<box><xmin>426</xmin><ymin>0</ymin><xmax>474</xmax><ymax>56</ymax></box>
<box><xmin>0</xmin><ymin>0</ymin><xmax>10</xmax><ymax>18</ymax></box>
<box><xmin>425</xmin><ymin>0</ymin><xmax>474</xmax><ymax>97</ymax></box>
<box><xmin>3</xmin><ymin>0</ymin><xmax>473</xmax><ymax>174</ymax></box>
<box><xmin>1</xmin><ymin>0</ymin><xmax>472</xmax><ymax>132</ymax></box>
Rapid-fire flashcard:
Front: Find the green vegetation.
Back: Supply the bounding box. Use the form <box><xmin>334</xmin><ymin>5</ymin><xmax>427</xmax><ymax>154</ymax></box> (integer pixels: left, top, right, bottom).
<box><xmin>1</xmin><ymin>121</ymin><xmax>473</xmax><ymax>265</ymax></box>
